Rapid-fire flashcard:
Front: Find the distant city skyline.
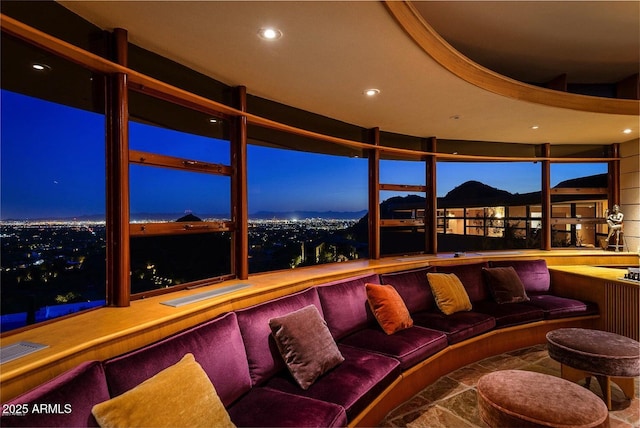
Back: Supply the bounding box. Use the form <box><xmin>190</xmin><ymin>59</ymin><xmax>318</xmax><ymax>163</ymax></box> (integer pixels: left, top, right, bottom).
<box><xmin>1</xmin><ymin>89</ymin><xmax>607</xmax><ymax>220</ymax></box>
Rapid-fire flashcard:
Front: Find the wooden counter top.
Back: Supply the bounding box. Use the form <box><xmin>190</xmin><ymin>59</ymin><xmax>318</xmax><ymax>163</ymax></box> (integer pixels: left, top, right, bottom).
<box><xmin>549</xmin><ymin>265</ymin><xmax>637</xmax><ymax>284</ymax></box>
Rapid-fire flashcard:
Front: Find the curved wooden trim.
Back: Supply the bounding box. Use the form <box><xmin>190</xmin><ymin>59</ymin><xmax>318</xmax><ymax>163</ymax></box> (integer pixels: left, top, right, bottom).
<box><xmin>384</xmin><ymin>1</ymin><xmax>639</xmax><ymax>116</ymax></box>
<box><xmin>1</xmin><ymin>14</ymin><xmax>622</xmax><ymax>164</ymax></box>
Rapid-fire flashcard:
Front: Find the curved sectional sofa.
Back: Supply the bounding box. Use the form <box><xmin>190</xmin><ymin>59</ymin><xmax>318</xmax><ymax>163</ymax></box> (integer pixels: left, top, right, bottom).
<box><xmin>1</xmin><ymin>259</ymin><xmax>599</xmax><ymax>427</ymax></box>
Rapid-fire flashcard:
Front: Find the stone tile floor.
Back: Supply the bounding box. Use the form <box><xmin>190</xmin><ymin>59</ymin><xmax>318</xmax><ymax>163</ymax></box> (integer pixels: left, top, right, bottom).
<box><xmin>380</xmin><ymin>344</ymin><xmax>640</xmax><ymax>428</ymax></box>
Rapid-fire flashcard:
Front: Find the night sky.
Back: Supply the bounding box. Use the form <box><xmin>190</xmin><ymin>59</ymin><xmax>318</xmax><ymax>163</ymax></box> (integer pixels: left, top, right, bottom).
<box><xmin>1</xmin><ymin>89</ymin><xmax>607</xmax><ymax>220</ymax></box>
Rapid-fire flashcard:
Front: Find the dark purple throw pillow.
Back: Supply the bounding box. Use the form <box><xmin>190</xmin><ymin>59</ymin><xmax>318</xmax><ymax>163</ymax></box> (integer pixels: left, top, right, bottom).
<box><xmin>482</xmin><ymin>266</ymin><xmax>530</xmax><ymax>304</ymax></box>
<box><xmin>269</xmin><ymin>305</ymin><xmax>344</xmax><ymax>390</ymax></box>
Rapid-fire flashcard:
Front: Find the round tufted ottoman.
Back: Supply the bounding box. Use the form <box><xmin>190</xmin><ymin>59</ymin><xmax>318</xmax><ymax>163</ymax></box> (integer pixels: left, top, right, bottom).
<box><xmin>477</xmin><ymin>370</ymin><xmax>609</xmax><ymax>428</ymax></box>
<box><xmin>547</xmin><ymin>328</ymin><xmax>640</xmax><ymax>409</ymax></box>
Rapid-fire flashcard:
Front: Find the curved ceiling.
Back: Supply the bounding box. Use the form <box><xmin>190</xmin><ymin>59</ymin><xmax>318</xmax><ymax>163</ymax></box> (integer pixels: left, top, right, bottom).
<box><xmin>411</xmin><ymin>1</ymin><xmax>640</xmax><ymax>85</ymax></box>
<box><xmin>58</xmin><ymin>1</ymin><xmax>639</xmax><ymax>146</ymax></box>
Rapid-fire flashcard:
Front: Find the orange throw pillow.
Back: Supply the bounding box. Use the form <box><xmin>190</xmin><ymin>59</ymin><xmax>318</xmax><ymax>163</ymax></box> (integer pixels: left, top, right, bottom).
<box><xmin>365</xmin><ymin>283</ymin><xmax>413</xmax><ymax>335</ymax></box>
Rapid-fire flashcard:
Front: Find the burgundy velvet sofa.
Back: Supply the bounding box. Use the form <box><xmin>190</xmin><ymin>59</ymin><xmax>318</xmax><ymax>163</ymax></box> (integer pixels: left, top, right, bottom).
<box><xmin>1</xmin><ymin>259</ymin><xmax>597</xmax><ymax>428</ymax></box>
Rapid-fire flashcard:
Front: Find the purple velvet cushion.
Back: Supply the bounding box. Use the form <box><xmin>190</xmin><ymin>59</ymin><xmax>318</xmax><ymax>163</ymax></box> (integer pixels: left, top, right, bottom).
<box><xmin>433</xmin><ymin>262</ymin><xmax>489</xmax><ymax>302</ymax></box>
<box><xmin>269</xmin><ymin>305</ymin><xmax>344</xmax><ymax>390</ymax></box>
<box><xmin>380</xmin><ymin>267</ymin><xmax>434</xmax><ymax>313</ymax></box>
<box><xmin>265</xmin><ymin>344</ymin><xmax>400</xmax><ymax>420</ymax></box>
<box><xmin>227</xmin><ymin>387</ymin><xmax>347</xmax><ymax>427</ymax></box>
<box><xmin>411</xmin><ymin>310</ymin><xmax>496</xmax><ymax>344</ymax></box>
<box><xmin>339</xmin><ymin>325</ymin><xmax>448</xmax><ymax>369</ymax></box>
<box><xmin>489</xmin><ymin>259</ymin><xmax>550</xmax><ymax>294</ymax></box>
<box><xmin>527</xmin><ymin>295</ymin><xmax>597</xmax><ymax>319</ymax></box>
<box><xmin>482</xmin><ymin>267</ymin><xmax>530</xmax><ymax>304</ymax></box>
<box><xmin>1</xmin><ymin>361</ymin><xmax>109</xmax><ymax>427</ymax></box>
<box><xmin>472</xmin><ymin>301</ymin><xmax>544</xmax><ymax>327</ymax></box>
<box><xmin>236</xmin><ymin>287</ymin><xmax>323</xmax><ymax>386</ymax></box>
<box><xmin>103</xmin><ymin>312</ymin><xmax>251</xmax><ymax>407</ymax></box>
<box><xmin>316</xmin><ymin>274</ymin><xmax>380</xmax><ymax>340</ymax></box>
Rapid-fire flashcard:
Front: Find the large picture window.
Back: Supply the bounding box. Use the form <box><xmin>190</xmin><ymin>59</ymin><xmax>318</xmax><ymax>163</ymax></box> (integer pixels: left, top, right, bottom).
<box><xmin>1</xmin><ymin>89</ymin><xmax>106</xmax><ymax>332</ymax></box>
<box><xmin>247</xmin><ymin>145</ymin><xmax>368</xmax><ymax>273</ymax></box>
<box><xmin>379</xmin><ymin>159</ymin><xmax>427</xmax><ymax>255</ymax></box>
<box><xmin>128</xmin><ymin>94</ymin><xmax>233</xmax><ymax>296</ymax></box>
<box><xmin>550</xmin><ymin>163</ymin><xmax>608</xmax><ymax>248</ymax></box>
<box><xmin>437</xmin><ymin>162</ymin><xmax>541</xmax><ymax>251</ymax></box>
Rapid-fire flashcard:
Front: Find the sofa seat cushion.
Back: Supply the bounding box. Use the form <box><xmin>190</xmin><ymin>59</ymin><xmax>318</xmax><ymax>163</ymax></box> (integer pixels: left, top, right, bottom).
<box><xmin>227</xmin><ymin>387</ymin><xmax>347</xmax><ymax>427</ymax></box>
<box><xmin>527</xmin><ymin>295</ymin><xmax>598</xmax><ymax>319</ymax></box>
<box><xmin>236</xmin><ymin>287</ymin><xmax>324</xmax><ymax>387</ymax></box>
<box><xmin>411</xmin><ymin>310</ymin><xmax>496</xmax><ymax>344</ymax></box>
<box><xmin>472</xmin><ymin>301</ymin><xmax>544</xmax><ymax>328</ymax></box>
<box><xmin>1</xmin><ymin>361</ymin><xmax>109</xmax><ymax>428</ymax></box>
<box><xmin>380</xmin><ymin>266</ymin><xmax>434</xmax><ymax>313</ymax></box>
<box><xmin>103</xmin><ymin>311</ymin><xmax>251</xmax><ymax>407</ymax></box>
<box><xmin>264</xmin><ymin>344</ymin><xmax>400</xmax><ymax>420</ymax></box>
<box><xmin>338</xmin><ymin>325</ymin><xmax>448</xmax><ymax>369</ymax></box>
<box><xmin>433</xmin><ymin>262</ymin><xmax>490</xmax><ymax>302</ymax></box>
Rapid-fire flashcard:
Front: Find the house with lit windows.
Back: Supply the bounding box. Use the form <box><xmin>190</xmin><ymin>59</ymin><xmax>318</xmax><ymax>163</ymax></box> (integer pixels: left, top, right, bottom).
<box><xmin>1</xmin><ymin>1</ymin><xmax>638</xmax><ymax>426</ymax></box>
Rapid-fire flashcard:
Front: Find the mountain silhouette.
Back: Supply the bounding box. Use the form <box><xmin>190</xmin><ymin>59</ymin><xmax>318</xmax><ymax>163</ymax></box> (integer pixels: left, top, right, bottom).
<box><xmin>441</xmin><ymin>181</ymin><xmax>513</xmax><ymax>206</ymax></box>
<box><xmin>176</xmin><ymin>213</ymin><xmax>202</xmax><ymax>222</ymax></box>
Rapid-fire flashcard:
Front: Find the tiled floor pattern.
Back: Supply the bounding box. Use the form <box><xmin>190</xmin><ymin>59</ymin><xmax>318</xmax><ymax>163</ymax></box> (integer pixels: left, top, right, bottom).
<box><xmin>380</xmin><ymin>344</ymin><xmax>640</xmax><ymax>428</ymax></box>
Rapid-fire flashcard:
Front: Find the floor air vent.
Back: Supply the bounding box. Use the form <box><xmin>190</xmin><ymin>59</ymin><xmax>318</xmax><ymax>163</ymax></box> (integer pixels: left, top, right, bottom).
<box><xmin>161</xmin><ymin>283</ymin><xmax>252</xmax><ymax>308</ymax></box>
<box><xmin>1</xmin><ymin>341</ymin><xmax>49</xmax><ymax>364</ymax></box>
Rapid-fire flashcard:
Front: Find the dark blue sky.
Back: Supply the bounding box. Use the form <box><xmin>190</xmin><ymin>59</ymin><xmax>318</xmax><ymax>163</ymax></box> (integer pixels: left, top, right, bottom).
<box><xmin>1</xmin><ymin>90</ymin><xmax>607</xmax><ymax>220</ymax></box>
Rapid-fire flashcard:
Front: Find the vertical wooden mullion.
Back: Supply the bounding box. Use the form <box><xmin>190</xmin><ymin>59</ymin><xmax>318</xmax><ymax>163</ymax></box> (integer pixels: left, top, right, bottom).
<box><xmin>232</xmin><ymin>86</ymin><xmax>249</xmax><ymax>279</ymax></box>
<box><xmin>368</xmin><ymin>127</ymin><xmax>380</xmax><ymax>259</ymax></box>
<box><xmin>541</xmin><ymin>143</ymin><xmax>552</xmax><ymax>250</ymax></box>
<box><xmin>608</xmin><ymin>143</ymin><xmax>620</xmax><ymax>209</ymax></box>
<box><xmin>425</xmin><ymin>137</ymin><xmax>437</xmax><ymax>254</ymax></box>
<box><xmin>106</xmin><ymin>28</ymin><xmax>130</xmax><ymax>306</ymax></box>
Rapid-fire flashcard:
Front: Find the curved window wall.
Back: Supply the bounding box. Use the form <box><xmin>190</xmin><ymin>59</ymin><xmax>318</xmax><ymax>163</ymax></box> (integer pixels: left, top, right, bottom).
<box><xmin>0</xmin><ymin>13</ymin><xmax>622</xmax><ymax>332</ymax></box>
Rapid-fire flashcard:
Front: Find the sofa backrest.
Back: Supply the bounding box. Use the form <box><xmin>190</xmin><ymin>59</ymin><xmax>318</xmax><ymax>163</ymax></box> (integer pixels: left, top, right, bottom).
<box><xmin>103</xmin><ymin>311</ymin><xmax>251</xmax><ymax>407</ymax></box>
<box><xmin>489</xmin><ymin>259</ymin><xmax>550</xmax><ymax>294</ymax></box>
<box><xmin>433</xmin><ymin>262</ymin><xmax>490</xmax><ymax>302</ymax></box>
<box><xmin>235</xmin><ymin>287</ymin><xmax>323</xmax><ymax>387</ymax></box>
<box><xmin>380</xmin><ymin>267</ymin><xmax>434</xmax><ymax>313</ymax></box>
<box><xmin>1</xmin><ymin>361</ymin><xmax>109</xmax><ymax>427</ymax></box>
<box><xmin>316</xmin><ymin>273</ymin><xmax>379</xmax><ymax>340</ymax></box>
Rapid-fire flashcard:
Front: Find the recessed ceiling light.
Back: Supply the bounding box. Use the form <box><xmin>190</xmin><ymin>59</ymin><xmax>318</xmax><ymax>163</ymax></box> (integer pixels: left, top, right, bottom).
<box><xmin>258</xmin><ymin>28</ymin><xmax>282</xmax><ymax>40</ymax></box>
<box><xmin>623</xmin><ymin>128</ymin><xmax>632</xmax><ymax>134</ymax></box>
<box><xmin>209</xmin><ymin>118</ymin><xmax>219</xmax><ymax>124</ymax></box>
<box><xmin>32</xmin><ymin>63</ymin><xmax>51</xmax><ymax>72</ymax></box>
<box><xmin>531</xmin><ymin>125</ymin><xmax>539</xmax><ymax>130</ymax></box>
<box><xmin>364</xmin><ymin>88</ymin><xmax>380</xmax><ymax>97</ymax></box>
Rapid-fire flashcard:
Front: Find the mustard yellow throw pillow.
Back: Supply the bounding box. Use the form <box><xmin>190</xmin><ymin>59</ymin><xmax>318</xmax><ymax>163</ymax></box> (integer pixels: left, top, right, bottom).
<box><xmin>427</xmin><ymin>272</ymin><xmax>472</xmax><ymax>315</ymax></box>
<box><xmin>92</xmin><ymin>353</ymin><xmax>235</xmax><ymax>428</ymax></box>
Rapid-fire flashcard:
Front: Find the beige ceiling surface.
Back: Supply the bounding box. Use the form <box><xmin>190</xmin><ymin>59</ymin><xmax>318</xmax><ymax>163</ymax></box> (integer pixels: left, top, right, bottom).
<box><xmin>413</xmin><ymin>1</ymin><xmax>640</xmax><ymax>84</ymax></box>
<box><xmin>58</xmin><ymin>1</ymin><xmax>639</xmax><ymax>145</ymax></box>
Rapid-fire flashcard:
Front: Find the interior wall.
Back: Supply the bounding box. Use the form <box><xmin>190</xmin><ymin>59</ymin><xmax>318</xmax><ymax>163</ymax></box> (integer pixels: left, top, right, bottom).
<box><xmin>620</xmin><ymin>138</ymin><xmax>640</xmax><ymax>254</ymax></box>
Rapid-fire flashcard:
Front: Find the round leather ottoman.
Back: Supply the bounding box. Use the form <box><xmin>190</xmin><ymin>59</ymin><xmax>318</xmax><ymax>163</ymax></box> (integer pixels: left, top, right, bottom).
<box><xmin>477</xmin><ymin>370</ymin><xmax>609</xmax><ymax>428</ymax></box>
<box><xmin>547</xmin><ymin>328</ymin><xmax>640</xmax><ymax>409</ymax></box>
